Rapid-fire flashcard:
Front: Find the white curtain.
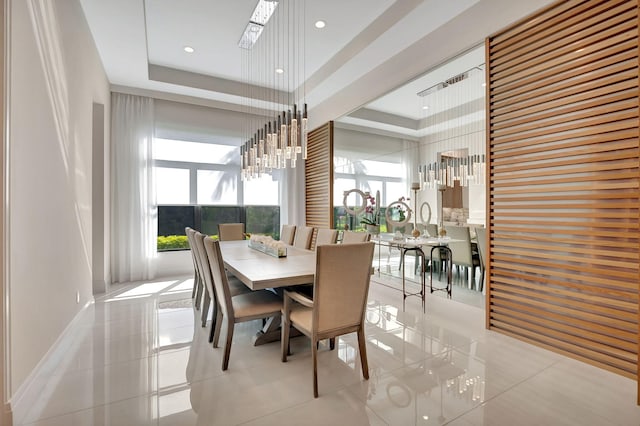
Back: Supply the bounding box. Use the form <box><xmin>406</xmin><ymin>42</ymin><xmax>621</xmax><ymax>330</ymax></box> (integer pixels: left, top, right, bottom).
<box><xmin>402</xmin><ymin>139</ymin><xmax>420</xmax><ymax>187</ymax></box>
<box><xmin>110</xmin><ymin>93</ymin><xmax>156</xmax><ymax>283</ymax></box>
<box><xmin>277</xmin><ymin>163</ymin><xmax>305</xmax><ymax>227</ymax></box>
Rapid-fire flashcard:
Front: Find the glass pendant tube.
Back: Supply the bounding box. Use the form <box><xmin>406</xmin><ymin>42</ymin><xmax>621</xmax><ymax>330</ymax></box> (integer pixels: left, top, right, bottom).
<box><xmin>240</xmin><ymin>144</ymin><xmax>246</xmax><ymax>180</ymax></box>
<box><xmin>258</xmin><ymin>128</ymin><xmax>265</xmax><ymax>176</ymax></box>
<box><xmin>290</xmin><ymin>104</ymin><xmax>299</xmax><ymax>157</ymax></box>
<box><xmin>284</xmin><ymin>110</ymin><xmax>292</xmax><ymax>160</ymax></box>
<box><xmin>276</xmin><ymin>115</ymin><xmax>282</xmax><ymax>169</ymax></box>
<box><xmin>296</xmin><ymin>109</ymin><xmax>302</xmax><ymax>155</ymax></box>
<box><xmin>280</xmin><ymin>111</ymin><xmax>287</xmax><ymax>167</ymax></box>
<box><xmin>301</xmin><ymin>103</ymin><xmax>308</xmax><ymax>160</ymax></box>
<box><xmin>251</xmin><ymin>136</ymin><xmax>257</xmax><ymax>179</ymax></box>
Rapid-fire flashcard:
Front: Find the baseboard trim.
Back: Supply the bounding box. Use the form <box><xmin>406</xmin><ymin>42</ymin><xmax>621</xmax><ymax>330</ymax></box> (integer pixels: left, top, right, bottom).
<box><xmin>3</xmin><ymin>401</ymin><xmax>13</xmax><ymax>426</ymax></box>
<box><xmin>10</xmin><ymin>299</ymin><xmax>93</xmax><ymax>423</ymax></box>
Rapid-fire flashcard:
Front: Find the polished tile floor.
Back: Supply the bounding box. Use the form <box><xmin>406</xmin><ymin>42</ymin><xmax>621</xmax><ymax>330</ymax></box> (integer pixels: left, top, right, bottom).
<box><xmin>13</xmin><ymin>272</ymin><xmax>640</xmax><ymax>425</ymax></box>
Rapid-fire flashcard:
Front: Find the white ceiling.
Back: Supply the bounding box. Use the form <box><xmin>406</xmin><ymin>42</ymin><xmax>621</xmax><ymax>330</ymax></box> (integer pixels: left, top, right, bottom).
<box><xmin>79</xmin><ymin>0</ymin><xmax>555</xmax><ymax>135</ymax></box>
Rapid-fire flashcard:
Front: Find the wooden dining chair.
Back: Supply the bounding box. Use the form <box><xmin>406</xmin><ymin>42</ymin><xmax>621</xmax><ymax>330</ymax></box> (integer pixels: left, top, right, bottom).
<box><xmin>444</xmin><ymin>225</ymin><xmax>482</xmax><ymax>290</ymax></box>
<box><xmin>193</xmin><ymin>231</ymin><xmax>250</xmax><ymax>340</ymax></box>
<box><xmin>204</xmin><ymin>237</ymin><xmax>283</xmax><ymax>370</ymax></box>
<box><xmin>186</xmin><ymin>227</ymin><xmax>204</xmax><ymax>310</ymax></box>
<box><xmin>293</xmin><ymin>226</ymin><xmax>315</xmax><ymax>250</ymax></box>
<box><xmin>218</xmin><ymin>223</ymin><xmax>245</xmax><ymax>241</ymax></box>
<box><xmin>280</xmin><ymin>224</ymin><xmax>296</xmax><ymax>245</ymax></box>
<box><xmin>313</xmin><ymin>228</ymin><xmax>338</xmax><ymax>250</ymax></box>
<box><xmin>341</xmin><ymin>230</ymin><xmax>370</xmax><ymax>243</ymax></box>
<box><xmin>281</xmin><ymin>242</ymin><xmax>375</xmax><ymax>397</ymax></box>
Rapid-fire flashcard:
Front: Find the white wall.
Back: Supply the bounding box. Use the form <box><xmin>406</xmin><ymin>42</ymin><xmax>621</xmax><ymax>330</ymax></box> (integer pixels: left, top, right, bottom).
<box><xmin>9</xmin><ymin>0</ymin><xmax>109</xmax><ymax>395</ymax></box>
<box><xmin>155</xmin><ymin>251</ymin><xmax>192</xmax><ymax>278</ymax></box>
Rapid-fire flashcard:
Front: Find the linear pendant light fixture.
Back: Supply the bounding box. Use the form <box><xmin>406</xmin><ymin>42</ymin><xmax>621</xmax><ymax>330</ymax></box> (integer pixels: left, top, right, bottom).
<box><xmin>417</xmin><ymin>65</ymin><xmax>486</xmax><ymax>189</ymax></box>
<box><xmin>240</xmin><ymin>0</ymin><xmax>309</xmax><ymax>181</ymax></box>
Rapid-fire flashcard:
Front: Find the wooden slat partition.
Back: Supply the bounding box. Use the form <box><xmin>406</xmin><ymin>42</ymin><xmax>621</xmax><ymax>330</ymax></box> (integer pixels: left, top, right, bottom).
<box><xmin>305</xmin><ymin>122</ymin><xmax>334</xmax><ymax>235</ymax></box>
<box><xmin>486</xmin><ymin>0</ymin><xmax>639</xmax><ymax>392</ymax></box>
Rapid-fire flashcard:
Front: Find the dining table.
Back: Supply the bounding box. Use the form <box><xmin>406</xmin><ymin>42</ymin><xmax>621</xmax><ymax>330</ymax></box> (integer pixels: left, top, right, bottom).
<box><xmin>218</xmin><ymin>240</ymin><xmax>316</xmax><ymax>345</ymax></box>
<box><xmin>371</xmin><ymin>234</ymin><xmax>458</xmax><ymax>312</ymax></box>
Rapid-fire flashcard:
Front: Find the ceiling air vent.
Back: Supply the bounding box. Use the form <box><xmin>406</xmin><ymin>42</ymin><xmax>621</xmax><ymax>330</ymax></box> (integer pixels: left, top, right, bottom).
<box><xmin>417</xmin><ymin>65</ymin><xmax>482</xmax><ymax>97</ymax></box>
<box><xmin>443</xmin><ymin>71</ymin><xmax>468</xmax><ymax>87</ymax></box>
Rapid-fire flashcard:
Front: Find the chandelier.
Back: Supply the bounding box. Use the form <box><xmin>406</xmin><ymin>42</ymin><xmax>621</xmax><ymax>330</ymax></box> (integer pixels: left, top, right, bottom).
<box><xmin>416</xmin><ymin>64</ymin><xmax>486</xmax><ymax>189</ymax></box>
<box><xmin>239</xmin><ymin>0</ymin><xmax>309</xmax><ymax>181</ymax></box>
<box><xmin>419</xmin><ymin>153</ymin><xmax>485</xmax><ymax>189</ymax></box>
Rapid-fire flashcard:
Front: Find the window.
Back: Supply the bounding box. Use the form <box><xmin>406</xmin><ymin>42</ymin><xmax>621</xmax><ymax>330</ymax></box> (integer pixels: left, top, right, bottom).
<box><xmin>153</xmin><ymin>137</ymin><xmax>241</xmax><ymax>205</ymax></box>
<box><xmin>243</xmin><ymin>176</ymin><xmax>279</xmax><ymax>206</ymax></box>
<box><xmin>333</xmin><ymin>154</ymin><xmax>406</xmax><ymax>231</ymax></box>
<box><xmin>156</xmin><ymin>168</ymin><xmax>190</xmax><ymax>205</ymax></box>
<box><xmin>153</xmin><ymin>137</ymin><xmax>280</xmax><ymax>250</ymax></box>
<box><xmin>197</xmin><ymin>170</ymin><xmax>237</xmax><ymax>205</ymax></box>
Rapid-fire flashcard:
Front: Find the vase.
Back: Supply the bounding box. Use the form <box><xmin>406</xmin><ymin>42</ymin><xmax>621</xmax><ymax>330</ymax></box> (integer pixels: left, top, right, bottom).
<box><xmin>366</xmin><ymin>224</ymin><xmax>380</xmax><ymax>234</ymax></box>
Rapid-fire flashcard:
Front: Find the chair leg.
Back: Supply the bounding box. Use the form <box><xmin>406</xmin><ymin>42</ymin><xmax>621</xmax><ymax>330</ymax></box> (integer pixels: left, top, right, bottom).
<box><xmin>281</xmin><ymin>318</ymin><xmax>291</xmax><ymax>362</ymax></box>
<box><xmin>312</xmin><ymin>337</ymin><xmax>319</xmax><ymax>398</ymax></box>
<box><xmin>208</xmin><ymin>300</ymin><xmax>218</xmax><ymax>343</ymax></box>
<box><xmin>357</xmin><ymin>328</ymin><xmax>369</xmax><ymax>380</ymax></box>
<box><xmin>212</xmin><ymin>307</ymin><xmax>223</xmax><ymax>348</ymax></box>
<box><xmin>191</xmin><ymin>272</ymin><xmax>198</xmax><ymax>298</ymax></box>
<box><xmin>200</xmin><ymin>291</ymin><xmax>210</xmax><ymax>327</ymax></box>
<box><xmin>194</xmin><ymin>278</ymin><xmax>203</xmax><ymax>310</ymax></box>
<box><xmin>470</xmin><ymin>266</ymin><xmax>474</xmax><ymax>289</ymax></box>
<box><xmin>222</xmin><ymin>319</ymin><xmax>234</xmax><ymax>371</ymax></box>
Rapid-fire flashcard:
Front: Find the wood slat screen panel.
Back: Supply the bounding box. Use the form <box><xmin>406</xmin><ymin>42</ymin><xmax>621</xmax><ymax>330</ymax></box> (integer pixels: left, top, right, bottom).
<box><xmin>486</xmin><ymin>0</ymin><xmax>639</xmax><ymax>386</ymax></box>
<box><xmin>305</xmin><ymin>122</ymin><xmax>334</xmax><ymax>234</ymax></box>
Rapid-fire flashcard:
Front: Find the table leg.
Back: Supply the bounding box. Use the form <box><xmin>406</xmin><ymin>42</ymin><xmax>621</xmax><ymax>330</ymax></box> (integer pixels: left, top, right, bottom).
<box><xmin>252</xmin><ymin>315</ymin><xmax>282</xmax><ymax>345</ymax></box>
<box><xmin>446</xmin><ymin>247</ymin><xmax>453</xmax><ymax>298</ymax></box>
<box><xmin>401</xmin><ymin>248</ymin><xmax>406</xmax><ymax>312</ymax></box>
<box><xmin>401</xmin><ymin>247</ymin><xmax>426</xmax><ymax>313</ymax></box>
<box><xmin>430</xmin><ymin>246</ymin><xmax>453</xmax><ymax>299</ymax></box>
<box><xmin>252</xmin><ymin>314</ymin><xmax>302</xmax><ymax>346</ymax></box>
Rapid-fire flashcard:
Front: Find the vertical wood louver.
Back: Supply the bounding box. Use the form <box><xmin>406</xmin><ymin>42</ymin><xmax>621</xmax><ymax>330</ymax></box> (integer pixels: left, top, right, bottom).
<box><xmin>305</xmin><ymin>122</ymin><xmax>334</xmax><ymax>236</ymax></box>
<box><xmin>486</xmin><ymin>0</ymin><xmax>639</xmax><ymax>394</ymax></box>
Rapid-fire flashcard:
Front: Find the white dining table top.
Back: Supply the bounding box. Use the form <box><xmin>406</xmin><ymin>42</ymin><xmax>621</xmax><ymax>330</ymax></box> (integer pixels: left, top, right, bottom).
<box><xmin>371</xmin><ymin>233</ymin><xmax>462</xmax><ymax>248</ymax></box>
<box><xmin>218</xmin><ymin>240</ymin><xmax>316</xmax><ymax>291</ymax></box>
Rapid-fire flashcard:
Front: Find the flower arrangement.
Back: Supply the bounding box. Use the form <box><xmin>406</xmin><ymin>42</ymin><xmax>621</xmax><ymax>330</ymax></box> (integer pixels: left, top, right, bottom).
<box><xmin>360</xmin><ymin>191</ymin><xmax>380</xmax><ymax>226</ymax></box>
<box><xmin>249</xmin><ymin>234</ymin><xmax>287</xmax><ymax>257</ymax></box>
<box><xmin>390</xmin><ymin>196</ymin><xmax>411</xmax><ymax>222</ymax></box>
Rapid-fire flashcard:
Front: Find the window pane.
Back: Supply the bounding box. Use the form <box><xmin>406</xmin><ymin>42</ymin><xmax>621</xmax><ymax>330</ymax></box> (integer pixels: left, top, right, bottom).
<box><xmin>360</xmin><ymin>180</ymin><xmax>383</xmax><ymax>204</ymax></box>
<box><xmin>197</xmin><ymin>170</ymin><xmax>238</xmax><ymax>204</ymax></box>
<box><xmin>244</xmin><ymin>176</ymin><xmax>278</xmax><ymax>205</ymax></box>
<box><xmin>386</xmin><ymin>181</ymin><xmax>407</xmax><ymax>203</ymax></box>
<box><xmin>334</xmin><ymin>178</ymin><xmax>356</xmax><ymax>206</ymax></box>
<box><xmin>245</xmin><ymin>206</ymin><xmax>280</xmax><ymax>237</ymax></box>
<box><xmin>154</xmin><ymin>138</ymin><xmax>238</xmax><ymax>164</ymax></box>
<box><xmin>201</xmin><ymin>206</ymin><xmax>241</xmax><ymax>236</ymax></box>
<box><xmin>156</xmin><ymin>167</ymin><xmax>190</xmax><ymax>204</ymax></box>
<box><xmin>361</xmin><ymin>160</ymin><xmax>403</xmax><ymax>178</ymax></box>
<box><xmin>157</xmin><ymin>206</ymin><xmax>194</xmax><ymax>251</ymax></box>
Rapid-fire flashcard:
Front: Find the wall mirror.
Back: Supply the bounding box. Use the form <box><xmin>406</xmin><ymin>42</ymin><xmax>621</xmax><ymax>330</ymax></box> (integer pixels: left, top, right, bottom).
<box><xmin>332</xmin><ymin>44</ymin><xmax>487</xmax><ymax>307</ymax></box>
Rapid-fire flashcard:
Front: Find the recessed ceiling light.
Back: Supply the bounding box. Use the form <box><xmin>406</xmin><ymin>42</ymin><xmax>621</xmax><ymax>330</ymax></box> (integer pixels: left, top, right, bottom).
<box><xmin>315</xmin><ymin>20</ymin><xmax>326</xmax><ymax>29</ymax></box>
<box><xmin>422</xmin><ymin>105</ymin><xmax>429</xmax><ymax>110</ymax></box>
<box><xmin>184</xmin><ymin>46</ymin><xmax>195</xmax><ymax>53</ymax></box>
<box><xmin>481</xmin><ymin>82</ymin><xmax>486</xmax><ymax>87</ymax></box>
<box><xmin>275</xmin><ymin>68</ymin><xmax>284</xmax><ymax>74</ymax></box>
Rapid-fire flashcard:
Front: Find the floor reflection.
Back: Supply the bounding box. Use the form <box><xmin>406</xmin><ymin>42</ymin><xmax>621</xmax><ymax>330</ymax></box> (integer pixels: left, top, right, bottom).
<box><xmin>13</xmin><ymin>276</ymin><xmax>640</xmax><ymax>426</ymax></box>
